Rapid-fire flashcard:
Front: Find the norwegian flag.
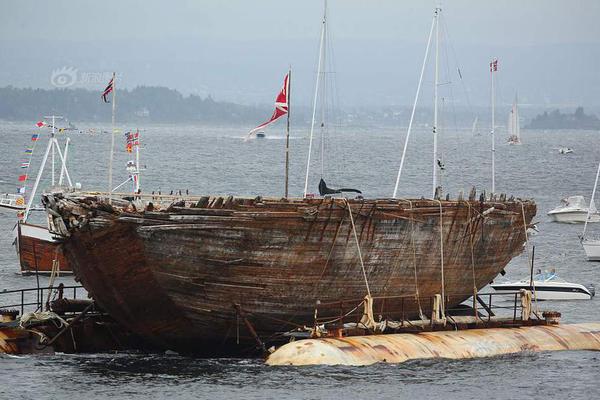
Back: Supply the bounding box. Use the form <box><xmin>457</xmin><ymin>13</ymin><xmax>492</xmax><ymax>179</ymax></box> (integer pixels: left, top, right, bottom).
<box><xmin>246</xmin><ymin>72</ymin><xmax>290</xmax><ymax>139</ymax></box>
<box><xmin>102</xmin><ymin>75</ymin><xmax>115</xmax><ymax>103</ymax></box>
<box><xmin>490</xmin><ymin>59</ymin><xmax>498</xmax><ymax>72</ymax></box>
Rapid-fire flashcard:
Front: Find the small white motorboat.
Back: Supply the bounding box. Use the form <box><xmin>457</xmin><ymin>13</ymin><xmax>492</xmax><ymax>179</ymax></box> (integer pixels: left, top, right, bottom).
<box><xmin>492</xmin><ymin>270</ymin><xmax>595</xmax><ymax>300</ymax></box>
<box><xmin>548</xmin><ymin>195</ymin><xmax>600</xmax><ymax>223</ymax></box>
<box><xmin>558</xmin><ymin>147</ymin><xmax>574</xmax><ymax>154</ymax></box>
<box><xmin>0</xmin><ymin>193</ymin><xmax>26</xmax><ymax>210</ymax></box>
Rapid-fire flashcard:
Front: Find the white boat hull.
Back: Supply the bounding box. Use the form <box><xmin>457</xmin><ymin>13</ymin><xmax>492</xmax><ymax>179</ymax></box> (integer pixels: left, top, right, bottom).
<box><xmin>548</xmin><ymin>211</ymin><xmax>600</xmax><ymax>223</ymax></box>
<box><xmin>492</xmin><ymin>284</ymin><xmax>593</xmax><ymax>301</ymax></box>
<box><xmin>582</xmin><ymin>240</ymin><xmax>600</xmax><ymax>261</ymax></box>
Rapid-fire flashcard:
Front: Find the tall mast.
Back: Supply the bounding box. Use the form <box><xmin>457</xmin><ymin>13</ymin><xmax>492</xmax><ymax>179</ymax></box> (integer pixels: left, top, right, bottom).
<box><xmin>285</xmin><ymin>67</ymin><xmax>291</xmax><ymax>198</ymax></box>
<box><xmin>320</xmin><ymin>7</ymin><xmax>327</xmax><ymax>179</ymax></box>
<box><xmin>108</xmin><ymin>72</ymin><xmax>117</xmax><ymax>203</ymax></box>
<box><xmin>490</xmin><ymin>58</ymin><xmax>497</xmax><ymax>194</ymax></box>
<box><xmin>392</xmin><ymin>10</ymin><xmax>436</xmax><ymax>198</ymax></box>
<box><xmin>432</xmin><ymin>7</ymin><xmax>440</xmax><ymax>198</ymax></box>
<box><xmin>303</xmin><ymin>0</ymin><xmax>327</xmax><ymax>197</ymax></box>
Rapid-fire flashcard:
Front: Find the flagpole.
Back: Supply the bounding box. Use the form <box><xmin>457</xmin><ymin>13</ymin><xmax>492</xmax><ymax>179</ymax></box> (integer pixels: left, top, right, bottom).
<box><xmin>285</xmin><ymin>67</ymin><xmax>291</xmax><ymax>198</ymax></box>
<box><xmin>108</xmin><ymin>72</ymin><xmax>116</xmax><ymax>203</ymax></box>
<box><xmin>135</xmin><ymin>129</ymin><xmax>141</xmax><ymax>193</ymax></box>
<box><xmin>51</xmin><ymin>115</ymin><xmax>55</xmax><ymax>187</ymax></box>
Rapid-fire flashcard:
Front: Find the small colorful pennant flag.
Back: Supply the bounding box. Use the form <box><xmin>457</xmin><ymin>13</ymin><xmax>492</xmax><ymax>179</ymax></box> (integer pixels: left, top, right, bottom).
<box><xmin>31</xmin><ymin>133</ymin><xmax>39</xmax><ymax>141</ymax></box>
<box><xmin>18</xmin><ymin>174</ymin><xmax>28</xmax><ymax>182</ymax></box>
<box><xmin>36</xmin><ymin>121</ymin><xmax>46</xmax><ymax>128</ymax></box>
<box><xmin>17</xmin><ymin>187</ymin><xmax>26</xmax><ymax>194</ymax></box>
<box><xmin>24</xmin><ymin>148</ymin><xmax>33</xmax><ymax>154</ymax></box>
<box><xmin>20</xmin><ymin>162</ymin><xmax>30</xmax><ymax>168</ymax></box>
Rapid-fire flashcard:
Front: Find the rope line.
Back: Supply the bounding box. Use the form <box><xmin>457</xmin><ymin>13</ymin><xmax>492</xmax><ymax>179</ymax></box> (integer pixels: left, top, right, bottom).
<box><xmin>435</xmin><ymin>200</ymin><xmax>446</xmax><ymax>316</ymax></box>
<box><xmin>345</xmin><ymin>199</ymin><xmax>371</xmax><ymax>297</ymax></box>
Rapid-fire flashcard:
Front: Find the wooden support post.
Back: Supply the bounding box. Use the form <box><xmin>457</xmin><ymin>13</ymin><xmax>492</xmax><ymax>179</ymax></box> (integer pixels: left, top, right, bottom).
<box><xmin>233</xmin><ymin>303</ymin><xmax>266</xmax><ymax>355</ymax></box>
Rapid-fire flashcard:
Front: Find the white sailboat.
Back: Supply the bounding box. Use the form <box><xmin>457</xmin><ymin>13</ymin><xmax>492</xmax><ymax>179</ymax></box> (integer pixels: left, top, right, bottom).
<box><xmin>581</xmin><ymin>161</ymin><xmax>600</xmax><ymax>261</ymax></box>
<box><xmin>471</xmin><ymin>116</ymin><xmax>480</xmax><ymax>136</ymax></box>
<box><xmin>507</xmin><ymin>94</ymin><xmax>521</xmax><ymax>145</ymax></box>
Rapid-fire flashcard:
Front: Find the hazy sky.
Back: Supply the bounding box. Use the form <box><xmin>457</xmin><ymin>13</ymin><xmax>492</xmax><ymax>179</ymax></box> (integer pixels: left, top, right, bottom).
<box><xmin>1</xmin><ymin>1</ymin><xmax>600</xmax><ymax>108</ymax></box>
<box><xmin>2</xmin><ymin>0</ymin><xmax>599</xmax><ymax>45</ymax></box>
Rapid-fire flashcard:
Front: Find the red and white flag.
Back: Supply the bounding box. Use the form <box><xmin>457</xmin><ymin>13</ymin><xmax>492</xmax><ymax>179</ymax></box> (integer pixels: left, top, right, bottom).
<box><xmin>246</xmin><ymin>72</ymin><xmax>290</xmax><ymax>140</ymax></box>
<box><xmin>102</xmin><ymin>75</ymin><xmax>115</xmax><ymax>103</ymax></box>
<box><xmin>490</xmin><ymin>59</ymin><xmax>498</xmax><ymax>72</ymax></box>
<box><xmin>36</xmin><ymin>121</ymin><xmax>46</xmax><ymax>128</ymax></box>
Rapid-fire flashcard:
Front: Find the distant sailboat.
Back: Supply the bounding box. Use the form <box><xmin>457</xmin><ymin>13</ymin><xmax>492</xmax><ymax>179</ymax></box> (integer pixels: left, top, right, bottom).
<box><xmin>471</xmin><ymin>116</ymin><xmax>480</xmax><ymax>136</ymax></box>
<box><xmin>507</xmin><ymin>94</ymin><xmax>521</xmax><ymax>145</ymax></box>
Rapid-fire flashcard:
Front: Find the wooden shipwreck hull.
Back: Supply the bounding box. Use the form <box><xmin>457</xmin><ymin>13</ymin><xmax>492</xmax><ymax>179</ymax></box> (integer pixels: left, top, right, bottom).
<box><xmin>44</xmin><ymin>194</ymin><xmax>536</xmax><ymax>355</ymax></box>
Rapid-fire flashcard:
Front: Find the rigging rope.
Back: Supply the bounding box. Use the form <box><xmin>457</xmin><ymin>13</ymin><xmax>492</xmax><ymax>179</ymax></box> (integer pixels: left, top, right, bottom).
<box><xmin>466</xmin><ymin>201</ymin><xmax>479</xmax><ymax>317</ymax></box>
<box><xmin>519</xmin><ymin>201</ymin><xmax>539</xmax><ymax>312</ymax></box>
<box><xmin>345</xmin><ymin>199</ymin><xmax>371</xmax><ymax>297</ymax></box>
<box><xmin>435</xmin><ymin>200</ymin><xmax>446</xmax><ymax>317</ymax></box>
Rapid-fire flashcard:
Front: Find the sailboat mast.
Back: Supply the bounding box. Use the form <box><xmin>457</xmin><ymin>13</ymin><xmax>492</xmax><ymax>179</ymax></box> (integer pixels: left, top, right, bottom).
<box><xmin>108</xmin><ymin>72</ymin><xmax>117</xmax><ymax>203</ymax></box>
<box><xmin>490</xmin><ymin>59</ymin><xmax>496</xmax><ymax>194</ymax></box>
<box><xmin>303</xmin><ymin>0</ymin><xmax>327</xmax><ymax>197</ymax></box>
<box><xmin>432</xmin><ymin>7</ymin><xmax>440</xmax><ymax>198</ymax></box>
<box><xmin>320</xmin><ymin>11</ymin><xmax>327</xmax><ymax>179</ymax></box>
<box><xmin>583</xmin><ymin>161</ymin><xmax>600</xmax><ymax>239</ymax></box>
<box><xmin>392</xmin><ymin>10</ymin><xmax>436</xmax><ymax>198</ymax></box>
<box><xmin>285</xmin><ymin>68</ymin><xmax>291</xmax><ymax>198</ymax></box>
<box><xmin>515</xmin><ymin>93</ymin><xmax>520</xmax><ymax>141</ymax></box>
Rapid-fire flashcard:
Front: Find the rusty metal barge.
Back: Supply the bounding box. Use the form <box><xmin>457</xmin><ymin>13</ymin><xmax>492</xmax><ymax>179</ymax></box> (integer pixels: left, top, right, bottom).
<box><xmin>42</xmin><ymin>191</ymin><xmax>536</xmax><ymax>355</ymax></box>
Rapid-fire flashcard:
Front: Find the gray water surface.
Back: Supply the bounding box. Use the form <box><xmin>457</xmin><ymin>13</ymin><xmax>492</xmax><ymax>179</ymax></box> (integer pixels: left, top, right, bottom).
<box><xmin>1</xmin><ymin>122</ymin><xmax>599</xmax><ymax>399</ymax></box>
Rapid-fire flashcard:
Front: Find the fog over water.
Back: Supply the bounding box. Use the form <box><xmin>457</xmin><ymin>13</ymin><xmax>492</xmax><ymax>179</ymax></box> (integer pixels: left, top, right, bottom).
<box><xmin>1</xmin><ymin>1</ymin><xmax>599</xmax><ymax>108</ymax></box>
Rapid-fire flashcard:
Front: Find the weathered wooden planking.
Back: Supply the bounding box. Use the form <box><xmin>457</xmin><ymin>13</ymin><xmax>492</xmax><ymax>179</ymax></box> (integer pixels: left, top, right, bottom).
<box><xmin>48</xmin><ymin>194</ymin><xmax>536</xmax><ymax>354</ymax></box>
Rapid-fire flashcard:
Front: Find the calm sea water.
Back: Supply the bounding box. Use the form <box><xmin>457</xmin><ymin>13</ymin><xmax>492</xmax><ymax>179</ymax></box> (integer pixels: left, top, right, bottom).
<box><xmin>1</xmin><ymin>121</ymin><xmax>599</xmax><ymax>399</ymax></box>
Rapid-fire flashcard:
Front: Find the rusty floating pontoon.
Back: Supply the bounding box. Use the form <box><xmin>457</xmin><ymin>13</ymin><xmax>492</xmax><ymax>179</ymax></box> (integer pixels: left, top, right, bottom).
<box><xmin>266</xmin><ymin>289</ymin><xmax>600</xmax><ymax>366</ymax></box>
<box><xmin>266</xmin><ymin>322</ymin><xmax>600</xmax><ymax>366</ymax></box>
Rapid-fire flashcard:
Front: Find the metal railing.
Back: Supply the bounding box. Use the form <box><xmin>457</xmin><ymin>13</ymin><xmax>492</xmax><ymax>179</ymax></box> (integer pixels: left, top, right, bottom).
<box><xmin>0</xmin><ymin>285</ymin><xmax>85</xmax><ymax>316</ymax></box>
<box><xmin>312</xmin><ymin>291</ymin><xmax>537</xmax><ymax>332</ymax></box>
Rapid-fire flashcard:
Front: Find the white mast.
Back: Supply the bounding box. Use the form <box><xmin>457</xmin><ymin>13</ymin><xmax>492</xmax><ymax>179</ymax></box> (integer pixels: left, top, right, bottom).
<box><xmin>432</xmin><ymin>7</ymin><xmax>440</xmax><ymax>198</ymax></box>
<box><xmin>107</xmin><ymin>72</ymin><xmax>117</xmax><ymax>203</ymax></box>
<box><xmin>583</xmin><ymin>161</ymin><xmax>600</xmax><ymax>239</ymax></box>
<box><xmin>23</xmin><ymin>138</ymin><xmax>53</xmax><ymax>221</ymax></box>
<box><xmin>490</xmin><ymin>58</ymin><xmax>497</xmax><ymax>194</ymax></box>
<box><xmin>23</xmin><ymin>125</ymin><xmax>72</xmax><ymax>221</ymax></box>
<box><xmin>303</xmin><ymin>0</ymin><xmax>327</xmax><ymax>197</ymax></box>
<box><xmin>392</xmin><ymin>11</ymin><xmax>436</xmax><ymax>198</ymax></box>
<box><xmin>43</xmin><ymin>115</ymin><xmax>63</xmax><ymax>187</ymax></box>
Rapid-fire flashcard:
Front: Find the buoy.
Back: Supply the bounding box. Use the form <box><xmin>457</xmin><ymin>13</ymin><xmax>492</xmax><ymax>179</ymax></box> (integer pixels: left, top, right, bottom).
<box><xmin>266</xmin><ymin>323</ymin><xmax>600</xmax><ymax>366</ymax></box>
